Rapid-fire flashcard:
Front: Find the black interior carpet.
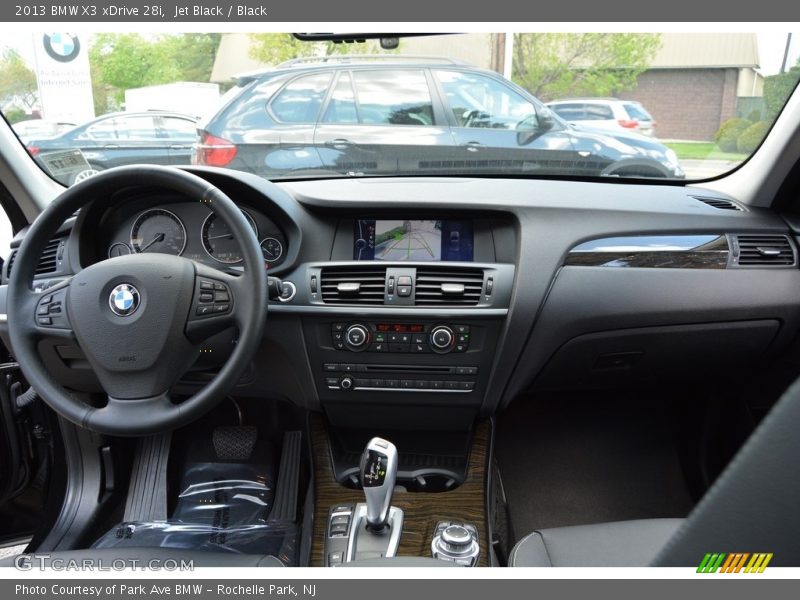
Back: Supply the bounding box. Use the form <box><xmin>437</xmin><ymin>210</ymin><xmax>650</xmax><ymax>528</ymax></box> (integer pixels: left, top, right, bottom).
<box><xmin>495</xmin><ymin>392</ymin><xmax>694</xmax><ymax>545</ymax></box>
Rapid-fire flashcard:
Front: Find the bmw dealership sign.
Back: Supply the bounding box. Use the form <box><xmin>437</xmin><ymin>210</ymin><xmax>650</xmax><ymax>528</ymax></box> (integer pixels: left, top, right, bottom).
<box><xmin>32</xmin><ymin>33</ymin><xmax>95</xmax><ymax>124</ymax></box>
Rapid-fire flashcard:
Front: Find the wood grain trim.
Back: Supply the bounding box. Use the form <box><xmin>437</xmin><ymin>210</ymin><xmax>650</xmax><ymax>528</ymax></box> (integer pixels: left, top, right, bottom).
<box><xmin>309</xmin><ymin>414</ymin><xmax>491</xmax><ymax>566</ymax></box>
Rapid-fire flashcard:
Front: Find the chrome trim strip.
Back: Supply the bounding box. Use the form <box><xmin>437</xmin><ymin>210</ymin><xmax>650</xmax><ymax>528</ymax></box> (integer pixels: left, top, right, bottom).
<box><xmin>570</xmin><ymin>234</ymin><xmax>723</xmax><ymax>253</ymax></box>
<box><xmin>0</xmin><ymin>314</ymin><xmax>6</xmax><ymax>324</ymax></box>
<box><xmin>269</xmin><ymin>305</ymin><xmax>507</xmax><ymax>317</ymax></box>
<box><xmin>327</xmin><ymin>386</ymin><xmax>471</xmax><ymax>393</ymax></box>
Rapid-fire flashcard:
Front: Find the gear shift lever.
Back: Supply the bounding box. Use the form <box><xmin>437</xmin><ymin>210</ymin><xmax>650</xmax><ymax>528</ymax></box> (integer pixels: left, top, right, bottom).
<box><xmin>359</xmin><ymin>437</ymin><xmax>398</xmax><ymax>531</ymax></box>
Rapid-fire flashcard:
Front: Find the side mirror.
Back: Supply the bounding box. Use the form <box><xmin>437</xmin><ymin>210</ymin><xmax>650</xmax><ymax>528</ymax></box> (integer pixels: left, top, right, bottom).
<box><xmin>516</xmin><ymin>109</ymin><xmax>555</xmax><ymax>145</ymax></box>
<box><xmin>537</xmin><ymin>106</ymin><xmax>556</xmax><ymax>131</ymax></box>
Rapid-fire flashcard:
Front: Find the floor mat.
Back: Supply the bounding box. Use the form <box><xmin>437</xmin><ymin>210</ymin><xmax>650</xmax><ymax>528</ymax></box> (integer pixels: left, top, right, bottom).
<box><xmin>495</xmin><ymin>393</ymin><xmax>694</xmax><ymax>544</ymax></box>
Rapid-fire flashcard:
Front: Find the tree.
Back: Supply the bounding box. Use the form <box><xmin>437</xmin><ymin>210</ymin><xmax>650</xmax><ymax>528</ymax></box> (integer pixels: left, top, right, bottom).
<box><xmin>0</xmin><ymin>49</ymin><xmax>38</xmax><ymax>111</ymax></box>
<box><xmin>763</xmin><ymin>61</ymin><xmax>800</xmax><ymax>121</ymax></box>
<box><xmin>512</xmin><ymin>34</ymin><xmax>661</xmax><ymax>102</ymax></box>
<box><xmin>248</xmin><ymin>34</ymin><xmax>394</xmax><ymax>66</ymax></box>
<box><xmin>89</xmin><ymin>33</ymin><xmax>221</xmax><ymax>111</ymax></box>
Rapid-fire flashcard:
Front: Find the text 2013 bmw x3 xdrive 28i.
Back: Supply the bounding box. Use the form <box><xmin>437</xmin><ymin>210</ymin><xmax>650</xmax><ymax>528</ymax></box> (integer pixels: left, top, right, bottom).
<box><xmin>193</xmin><ymin>57</ymin><xmax>684</xmax><ymax>180</ymax></box>
<box><xmin>0</xmin><ymin>32</ymin><xmax>799</xmax><ymax>571</ymax></box>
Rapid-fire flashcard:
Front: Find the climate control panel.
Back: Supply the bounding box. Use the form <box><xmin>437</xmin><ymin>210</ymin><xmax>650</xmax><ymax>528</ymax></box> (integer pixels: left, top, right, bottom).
<box><xmin>331</xmin><ymin>322</ymin><xmax>471</xmax><ymax>354</ymax></box>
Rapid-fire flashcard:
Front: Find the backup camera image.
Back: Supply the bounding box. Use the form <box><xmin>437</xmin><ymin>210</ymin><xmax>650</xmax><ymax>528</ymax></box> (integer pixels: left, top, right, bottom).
<box><xmin>354</xmin><ymin>219</ymin><xmax>474</xmax><ymax>261</ymax></box>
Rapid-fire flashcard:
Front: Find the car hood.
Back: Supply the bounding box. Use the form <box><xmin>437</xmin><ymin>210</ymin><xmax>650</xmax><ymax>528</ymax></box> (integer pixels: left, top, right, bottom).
<box><xmin>569</xmin><ymin>124</ymin><xmax>667</xmax><ymax>153</ymax></box>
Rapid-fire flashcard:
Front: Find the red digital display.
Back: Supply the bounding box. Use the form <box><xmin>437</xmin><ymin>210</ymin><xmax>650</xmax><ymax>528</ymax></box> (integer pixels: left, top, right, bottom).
<box><xmin>376</xmin><ymin>323</ymin><xmax>425</xmax><ymax>333</ymax></box>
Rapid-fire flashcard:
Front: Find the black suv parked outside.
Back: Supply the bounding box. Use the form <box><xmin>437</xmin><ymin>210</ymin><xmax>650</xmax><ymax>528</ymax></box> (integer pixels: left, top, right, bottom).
<box><xmin>194</xmin><ymin>56</ymin><xmax>684</xmax><ymax>179</ymax></box>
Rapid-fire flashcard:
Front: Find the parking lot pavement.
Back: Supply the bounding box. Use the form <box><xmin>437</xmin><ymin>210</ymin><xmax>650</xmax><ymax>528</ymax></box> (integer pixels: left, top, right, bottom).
<box><xmin>680</xmin><ymin>159</ymin><xmax>744</xmax><ymax>180</ymax></box>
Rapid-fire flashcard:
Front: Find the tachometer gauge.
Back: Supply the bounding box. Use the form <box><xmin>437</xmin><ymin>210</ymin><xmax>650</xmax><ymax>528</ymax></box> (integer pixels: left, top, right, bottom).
<box><xmin>201</xmin><ymin>210</ymin><xmax>258</xmax><ymax>264</ymax></box>
<box><xmin>108</xmin><ymin>242</ymin><xmax>132</xmax><ymax>258</ymax></box>
<box><xmin>130</xmin><ymin>209</ymin><xmax>187</xmax><ymax>255</ymax></box>
<box><xmin>260</xmin><ymin>237</ymin><xmax>284</xmax><ymax>263</ymax></box>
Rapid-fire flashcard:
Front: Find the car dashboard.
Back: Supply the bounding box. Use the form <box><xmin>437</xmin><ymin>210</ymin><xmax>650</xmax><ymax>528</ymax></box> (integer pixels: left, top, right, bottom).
<box><xmin>2</xmin><ymin>167</ymin><xmax>800</xmax><ymax>434</ymax></box>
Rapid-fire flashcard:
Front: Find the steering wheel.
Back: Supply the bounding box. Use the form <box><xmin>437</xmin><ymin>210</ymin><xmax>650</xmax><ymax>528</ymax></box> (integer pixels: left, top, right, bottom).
<box><xmin>7</xmin><ymin>166</ymin><xmax>268</xmax><ymax>436</ymax></box>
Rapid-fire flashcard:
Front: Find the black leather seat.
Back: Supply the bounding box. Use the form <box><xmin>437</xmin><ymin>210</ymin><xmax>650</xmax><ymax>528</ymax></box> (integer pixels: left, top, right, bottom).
<box><xmin>510</xmin><ymin>375</ymin><xmax>800</xmax><ymax>567</ymax></box>
<box><xmin>509</xmin><ymin>519</ymin><xmax>682</xmax><ymax>567</ymax></box>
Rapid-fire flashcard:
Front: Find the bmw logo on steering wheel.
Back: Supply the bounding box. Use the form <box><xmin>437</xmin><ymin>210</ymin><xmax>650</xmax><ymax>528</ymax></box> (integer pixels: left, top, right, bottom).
<box><xmin>109</xmin><ymin>284</ymin><xmax>140</xmax><ymax>317</ymax></box>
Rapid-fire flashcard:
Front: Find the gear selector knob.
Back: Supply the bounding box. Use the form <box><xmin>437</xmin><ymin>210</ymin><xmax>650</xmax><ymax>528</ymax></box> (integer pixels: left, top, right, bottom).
<box><xmin>359</xmin><ymin>437</ymin><xmax>398</xmax><ymax>531</ymax></box>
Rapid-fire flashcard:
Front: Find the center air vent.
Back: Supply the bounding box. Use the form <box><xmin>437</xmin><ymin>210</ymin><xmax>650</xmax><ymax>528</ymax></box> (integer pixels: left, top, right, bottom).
<box><xmin>733</xmin><ymin>234</ymin><xmax>795</xmax><ymax>266</ymax></box>
<box><xmin>320</xmin><ymin>267</ymin><xmax>387</xmax><ymax>304</ymax></box>
<box><xmin>5</xmin><ymin>236</ymin><xmax>65</xmax><ymax>278</ymax></box>
<box><xmin>415</xmin><ymin>267</ymin><xmax>484</xmax><ymax>305</ymax></box>
<box><xmin>694</xmin><ymin>197</ymin><xmax>744</xmax><ymax>211</ymax></box>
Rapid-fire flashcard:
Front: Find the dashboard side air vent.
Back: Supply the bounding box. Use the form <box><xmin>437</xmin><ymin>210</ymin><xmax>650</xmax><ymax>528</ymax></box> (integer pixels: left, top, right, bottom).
<box><xmin>415</xmin><ymin>267</ymin><xmax>484</xmax><ymax>305</ymax></box>
<box><xmin>320</xmin><ymin>267</ymin><xmax>387</xmax><ymax>304</ymax></box>
<box><xmin>5</xmin><ymin>236</ymin><xmax>65</xmax><ymax>278</ymax></box>
<box><xmin>733</xmin><ymin>234</ymin><xmax>796</xmax><ymax>266</ymax></box>
<box><xmin>694</xmin><ymin>196</ymin><xmax>744</xmax><ymax>211</ymax></box>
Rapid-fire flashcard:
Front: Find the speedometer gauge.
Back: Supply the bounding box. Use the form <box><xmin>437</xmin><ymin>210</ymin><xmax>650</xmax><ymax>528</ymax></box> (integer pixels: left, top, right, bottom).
<box><xmin>201</xmin><ymin>210</ymin><xmax>258</xmax><ymax>264</ymax></box>
<box><xmin>130</xmin><ymin>209</ymin><xmax>187</xmax><ymax>255</ymax></box>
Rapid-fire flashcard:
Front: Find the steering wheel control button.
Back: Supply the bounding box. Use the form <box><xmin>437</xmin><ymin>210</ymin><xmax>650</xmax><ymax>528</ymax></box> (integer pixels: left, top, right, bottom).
<box><xmin>108</xmin><ymin>283</ymin><xmax>140</xmax><ymax>317</ymax></box>
<box><xmin>35</xmin><ymin>288</ymin><xmax>70</xmax><ymax>329</ymax></box>
<box><xmin>191</xmin><ymin>278</ymin><xmax>232</xmax><ymax>319</ymax></box>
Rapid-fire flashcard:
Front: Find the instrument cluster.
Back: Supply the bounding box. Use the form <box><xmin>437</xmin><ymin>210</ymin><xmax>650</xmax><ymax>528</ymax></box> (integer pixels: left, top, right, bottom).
<box><xmin>104</xmin><ymin>202</ymin><xmax>288</xmax><ymax>270</ymax></box>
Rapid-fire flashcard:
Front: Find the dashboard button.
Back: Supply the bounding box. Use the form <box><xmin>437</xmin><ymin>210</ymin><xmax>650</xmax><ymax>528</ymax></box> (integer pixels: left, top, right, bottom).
<box><xmin>454</xmin><ymin>343</ymin><xmax>467</xmax><ymax>353</ymax></box>
<box><xmin>334</xmin><ymin>341</ymin><xmax>345</xmax><ymax>350</ymax></box>
<box><xmin>459</xmin><ymin>381</ymin><xmax>476</xmax><ymax>391</ymax></box>
<box><xmin>369</xmin><ymin>342</ymin><xmax>388</xmax><ymax>352</ymax></box>
<box><xmin>385</xmin><ymin>379</ymin><xmax>400</xmax><ymax>388</ymax></box>
<box><xmin>325</xmin><ymin>377</ymin><xmax>339</xmax><ymax>387</ymax></box>
<box><xmin>397</xmin><ymin>276</ymin><xmax>412</xmax><ymax>286</ymax></box>
<box><xmin>430</xmin><ymin>381</ymin><xmax>444</xmax><ymax>390</ymax></box>
<box><xmin>332</xmin><ymin>323</ymin><xmax>346</xmax><ymax>332</ymax></box>
<box><xmin>411</xmin><ymin>343</ymin><xmax>428</xmax><ymax>353</ymax></box>
<box><xmin>400</xmin><ymin>379</ymin><xmax>413</xmax><ymax>389</ymax></box>
<box><xmin>388</xmin><ymin>333</ymin><xmax>411</xmax><ymax>344</ymax></box>
<box><xmin>444</xmin><ymin>381</ymin><xmax>457</xmax><ymax>390</ymax></box>
<box><xmin>397</xmin><ymin>285</ymin><xmax>412</xmax><ymax>297</ymax></box>
<box><xmin>412</xmin><ymin>334</ymin><xmax>426</xmax><ymax>344</ymax></box>
<box><xmin>455</xmin><ymin>325</ymin><xmax>470</xmax><ymax>334</ymax></box>
<box><xmin>324</xmin><ymin>364</ymin><xmax>339</xmax><ymax>372</ymax></box>
<box><xmin>372</xmin><ymin>379</ymin><xmax>385</xmax><ymax>387</ymax></box>
<box><xmin>389</xmin><ymin>344</ymin><xmax>410</xmax><ymax>353</ymax></box>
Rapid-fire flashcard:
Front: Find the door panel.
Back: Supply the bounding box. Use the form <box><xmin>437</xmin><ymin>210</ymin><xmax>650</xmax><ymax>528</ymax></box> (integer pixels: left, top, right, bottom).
<box><xmin>314</xmin><ymin>70</ymin><xmax>455</xmax><ymax>176</ymax></box>
<box><xmin>436</xmin><ymin>70</ymin><xmax>581</xmax><ymax>175</ymax></box>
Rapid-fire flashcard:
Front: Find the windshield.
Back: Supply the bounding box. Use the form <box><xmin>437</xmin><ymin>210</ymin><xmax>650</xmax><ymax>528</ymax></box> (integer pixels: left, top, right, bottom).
<box><xmin>1</xmin><ymin>32</ymin><xmax>799</xmax><ymax>186</ymax></box>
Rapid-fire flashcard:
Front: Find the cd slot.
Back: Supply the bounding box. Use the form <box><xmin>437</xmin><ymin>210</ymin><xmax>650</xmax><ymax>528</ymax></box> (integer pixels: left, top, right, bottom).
<box><xmin>363</xmin><ymin>364</ymin><xmax>452</xmax><ymax>373</ymax></box>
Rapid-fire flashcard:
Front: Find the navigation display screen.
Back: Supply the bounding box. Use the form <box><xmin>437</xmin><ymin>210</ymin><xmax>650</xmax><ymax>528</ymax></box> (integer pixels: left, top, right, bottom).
<box><xmin>354</xmin><ymin>220</ymin><xmax>474</xmax><ymax>262</ymax></box>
